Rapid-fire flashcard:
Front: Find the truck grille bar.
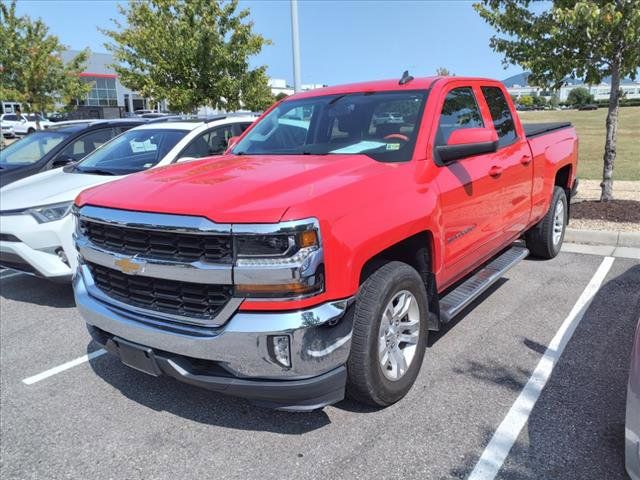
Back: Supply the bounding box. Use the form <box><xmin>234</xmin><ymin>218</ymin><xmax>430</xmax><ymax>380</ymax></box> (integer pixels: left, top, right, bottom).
<box><xmin>79</xmin><ymin>219</ymin><xmax>233</xmax><ymax>264</ymax></box>
<box><xmin>74</xmin><ymin>205</ymin><xmax>238</xmax><ymax>327</ymax></box>
<box><xmin>87</xmin><ymin>262</ymin><xmax>233</xmax><ymax>321</ymax></box>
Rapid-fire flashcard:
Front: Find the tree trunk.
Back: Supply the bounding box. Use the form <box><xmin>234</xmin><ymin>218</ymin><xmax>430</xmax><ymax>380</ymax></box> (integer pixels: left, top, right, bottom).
<box><xmin>600</xmin><ymin>58</ymin><xmax>622</xmax><ymax>201</ymax></box>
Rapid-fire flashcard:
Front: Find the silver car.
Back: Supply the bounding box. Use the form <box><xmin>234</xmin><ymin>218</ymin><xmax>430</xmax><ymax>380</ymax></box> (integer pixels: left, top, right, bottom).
<box><xmin>627</xmin><ymin>317</ymin><xmax>640</xmax><ymax>480</ymax></box>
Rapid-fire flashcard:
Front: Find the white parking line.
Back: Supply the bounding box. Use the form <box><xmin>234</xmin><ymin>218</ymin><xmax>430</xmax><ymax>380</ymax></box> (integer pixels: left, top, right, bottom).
<box><xmin>468</xmin><ymin>256</ymin><xmax>615</xmax><ymax>480</ymax></box>
<box><xmin>22</xmin><ymin>349</ymin><xmax>107</xmax><ymax>385</ymax></box>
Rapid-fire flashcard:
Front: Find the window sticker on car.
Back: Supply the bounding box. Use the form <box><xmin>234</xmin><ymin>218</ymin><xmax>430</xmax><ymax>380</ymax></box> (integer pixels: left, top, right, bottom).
<box><xmin>130</xmin><ymin>139</ymin><xmax>158</xmax><ymax>153</ymax></box>
<box><xmin>386</xmin><ymin>143</ymin><xmax>400</xmax><ymax>151</ymax></box>
<box><xmin>330</xmin><ymin>141</ymin><xmax>386</xmax><ymax>154</ymax></box>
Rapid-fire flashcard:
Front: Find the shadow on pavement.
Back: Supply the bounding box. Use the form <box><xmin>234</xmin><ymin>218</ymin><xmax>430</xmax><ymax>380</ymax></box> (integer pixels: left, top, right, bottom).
<box><xmin>449</xmin><ymin>264</ymin><xmax>640</xmax><ymax>479</ymax></box>
<box><xmin>428</xmin><ymin>278</ymin><xmax>508</xmax><ymax>347</ymax></box>
<box><xmin>87</xmin><ymin>341</ymin><xmax>332</xmax><ymax>434</ymax></box>
<box><xmin>0</xmin><ymin>273</ymin><xmax>75</xmax><ymax>308</ymax></box>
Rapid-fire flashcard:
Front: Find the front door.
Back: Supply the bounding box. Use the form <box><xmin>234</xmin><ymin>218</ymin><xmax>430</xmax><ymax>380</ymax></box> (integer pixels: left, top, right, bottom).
<box><xmin>433</xmin><ymin>85</ymin><xmax>505</xmax><ymax>288</ymax></box>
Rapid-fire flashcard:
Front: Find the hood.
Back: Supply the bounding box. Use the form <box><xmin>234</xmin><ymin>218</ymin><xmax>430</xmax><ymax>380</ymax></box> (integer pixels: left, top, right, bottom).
<box><xmin>0</xmin><ymin>167</ymin><xmax>122</xmax><ymax>211</ymax></box>
<box><xmin>76</xmin><ymin>154</ymin><xmax>384</xmax><ymax>223</ymax></box>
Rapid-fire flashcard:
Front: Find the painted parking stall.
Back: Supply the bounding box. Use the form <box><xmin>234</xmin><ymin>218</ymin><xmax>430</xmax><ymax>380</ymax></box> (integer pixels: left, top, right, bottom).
<box><xmin>1</xmin><ymin>251</ymin><xmax>638</xmax><ymax>479</ymax></box>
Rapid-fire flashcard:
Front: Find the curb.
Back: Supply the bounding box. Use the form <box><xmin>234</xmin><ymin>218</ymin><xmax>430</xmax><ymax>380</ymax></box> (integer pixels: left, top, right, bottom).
<box><xmin>565</xmin><ymin>228</ymin><xmax>640</xmax><ymax>247</ymax></box>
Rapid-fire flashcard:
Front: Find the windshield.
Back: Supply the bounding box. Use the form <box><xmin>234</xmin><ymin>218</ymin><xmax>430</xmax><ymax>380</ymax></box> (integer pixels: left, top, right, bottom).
<box><xmin>0</xmin><ymin>131</ymin><xmax>70</xmax><ymax>167</ymax></box>
<box><xmin>75</xmin><ymin>128</ymin><xmax>188</xmax><ymax>175</ymax></box>
<box><xmin>232</xmin><ymin>90</ymin><xmax>428</xmax><ymax>162</ymax></box>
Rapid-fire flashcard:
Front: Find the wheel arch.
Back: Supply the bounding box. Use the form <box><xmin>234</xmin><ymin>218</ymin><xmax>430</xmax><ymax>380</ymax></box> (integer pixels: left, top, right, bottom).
<box><xmin>358</xmin><ymin>230</ymin><xmax>441</xmax><ymax>330</ymax></box>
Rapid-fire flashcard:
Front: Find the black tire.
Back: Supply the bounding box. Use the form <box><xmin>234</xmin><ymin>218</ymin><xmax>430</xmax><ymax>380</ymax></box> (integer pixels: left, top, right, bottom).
<box><xmin>27</xmin><ymin>128</ymin><xmax>35</xmax><ymax>134</ymax></box>
<box><xmin>525</xmin><ymin>186</ymin><xmax>567</xmax><ymax>259</ymax></box>
<box><xmin>346</xmin><ymin>261</ymin><xmax>429</xmax><ymax>407</ymax></box>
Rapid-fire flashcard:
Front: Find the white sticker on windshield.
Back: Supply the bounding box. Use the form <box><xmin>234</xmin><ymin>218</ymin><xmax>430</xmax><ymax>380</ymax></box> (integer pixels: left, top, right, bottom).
<box><xmin>130</xmin><ymin>139</ymin><xmax>158</xmax><ymax>153</ymax></box>
<box><xmin>330</xmin><ymin>141</ymin><xmax>386</xmax><ymax>154</ymax></box>
<box><xmin>386</xmin><ymin>143</ymin><xmax>400</xmax><ymax>151</ymax></box>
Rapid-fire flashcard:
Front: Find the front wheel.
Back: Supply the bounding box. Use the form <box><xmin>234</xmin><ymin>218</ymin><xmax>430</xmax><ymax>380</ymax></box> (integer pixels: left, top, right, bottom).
<box><xmin>525</xmin><ymin>186</ymin><xmax>568</xmax><ymax>259</ymax></box>
<box><xmin>346</xmin><ymin>261</ymin><xmax>429</xmax><ymax>407</ymax></box>
<box><xmin>27</xmin><ymin>127</ymin><xmax>36</xmax><ymax>134</ymax></box>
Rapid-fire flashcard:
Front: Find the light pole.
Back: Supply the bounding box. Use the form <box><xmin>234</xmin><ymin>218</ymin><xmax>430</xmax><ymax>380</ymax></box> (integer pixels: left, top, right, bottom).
<box><xmin>290</xmin><ymin>0</ymin><xmax>301</xmax><ymax>93</ymax></box>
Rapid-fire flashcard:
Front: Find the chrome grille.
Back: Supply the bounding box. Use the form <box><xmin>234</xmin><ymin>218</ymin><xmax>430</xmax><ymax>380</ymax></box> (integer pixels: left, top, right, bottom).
<box><xmin>87</xmin><ymin>262</ymin><xmax>233</xmax><ymax>320</ymax></box>
<box><xmin>79</xmin><ymin>219</ymin><xmax>232</xmax><ymax>264</ymax></box>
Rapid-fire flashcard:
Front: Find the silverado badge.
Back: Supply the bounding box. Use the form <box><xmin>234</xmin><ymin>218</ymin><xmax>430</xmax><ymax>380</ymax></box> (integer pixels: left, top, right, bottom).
<box><xmin>114</xmin><ymin>257</ymin><xmax>145</xmax><ymax>275</ymax></box>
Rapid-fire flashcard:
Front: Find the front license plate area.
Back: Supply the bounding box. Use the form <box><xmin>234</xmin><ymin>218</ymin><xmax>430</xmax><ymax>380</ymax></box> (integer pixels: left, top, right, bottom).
<box><xmin>114</xmin><ymin>337</ymin><xmax>162</xmax><ymax>377</ymax></box>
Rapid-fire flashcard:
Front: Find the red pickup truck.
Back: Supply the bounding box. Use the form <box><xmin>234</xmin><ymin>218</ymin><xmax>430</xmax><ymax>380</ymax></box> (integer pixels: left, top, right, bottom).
<box><xmin>73</xmin><ymin>75</ymin><xmax>578</xmax><ymax>410</ymax></box>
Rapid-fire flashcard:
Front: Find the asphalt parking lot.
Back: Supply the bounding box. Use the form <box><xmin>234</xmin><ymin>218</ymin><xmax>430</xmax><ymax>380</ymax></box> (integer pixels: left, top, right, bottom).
<box><xmin>1</xmin><ymin>248</ymin><xmax>638</xmax><ymax>479</ymax></box>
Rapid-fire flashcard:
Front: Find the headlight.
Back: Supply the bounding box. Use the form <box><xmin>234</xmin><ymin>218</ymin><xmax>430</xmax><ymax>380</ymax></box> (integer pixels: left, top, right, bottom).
<box><xmin>27</xmin><ymin>201</ymin><xmax>73</xmax><ymax>223</ymax></box>
<box><xmin>233</xmin><ymin>219</ymin><xmax>324</xmax><ymax>299</ymax></box>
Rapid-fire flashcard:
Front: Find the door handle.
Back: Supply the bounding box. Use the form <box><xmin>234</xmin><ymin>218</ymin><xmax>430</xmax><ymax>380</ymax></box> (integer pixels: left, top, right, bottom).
<box><xmin>489</xmin><ymin>165</ymin><xmax>503</xmax><ymax>177</ymax></box>
<box><xmin>520</xmin><ymin>155</ymin><xmax>532</xmax><ymax>166</ymax></box>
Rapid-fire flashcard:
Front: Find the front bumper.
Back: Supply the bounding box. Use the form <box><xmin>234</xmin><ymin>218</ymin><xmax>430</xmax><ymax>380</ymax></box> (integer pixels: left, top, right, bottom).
<box><xmin>74</xmin><ymin>269</ymin><xmax>355</xmax><ymax>410</ymax></box>
<box><xmin>0</xmin><ymin>213</ymin><xmax>75</xmax><ymax>279</ymax></box>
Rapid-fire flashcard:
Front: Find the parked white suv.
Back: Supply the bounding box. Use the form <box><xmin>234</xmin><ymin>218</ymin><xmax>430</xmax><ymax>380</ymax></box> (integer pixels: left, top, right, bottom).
<box><xmin>0</xmin><ymin>115</ymin><xmax>256</xmax><ymax>280</ymax></box>
<box><xmin>12</xmin><ymin>114</ymin><xmax>53</xmax><ymax>135</ymax></box>
<box><xmin>1</xmin><ymin>113</ymin><xmax>53</xmax><ymax>135</ymax></box>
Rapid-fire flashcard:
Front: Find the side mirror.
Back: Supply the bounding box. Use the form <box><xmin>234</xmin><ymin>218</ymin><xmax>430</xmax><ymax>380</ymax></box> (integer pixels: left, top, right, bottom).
<box><xmin>52</xmin><ymin>155</ymin><xmax>74</xmax><ymax>168</ymax></box>
<box><xmin>225</xmin><ymin>136</ymin><xmax>240</xmax><ymax>153</ymax></box>
<box><xmin>436</xmin><ymin>127</ymin><xmax>498</xmax><ymax>165</ymax></box>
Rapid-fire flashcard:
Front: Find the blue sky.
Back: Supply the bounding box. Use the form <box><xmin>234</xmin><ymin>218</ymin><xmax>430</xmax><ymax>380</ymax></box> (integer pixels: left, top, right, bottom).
<box><xmin>13</xmin><ymin>0</ymin><xmax>525</xmax><ymax>85</ymax></box>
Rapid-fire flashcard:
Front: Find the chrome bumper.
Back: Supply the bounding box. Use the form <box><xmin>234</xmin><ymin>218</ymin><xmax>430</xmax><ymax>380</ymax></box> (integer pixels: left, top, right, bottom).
<box><xmin>74</xmin><ymin>268</ymin><xmax>354</xmax><ymax>380</ymax></box>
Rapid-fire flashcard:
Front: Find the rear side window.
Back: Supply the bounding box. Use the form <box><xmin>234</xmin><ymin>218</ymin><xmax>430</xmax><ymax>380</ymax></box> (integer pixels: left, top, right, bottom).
<box><xmin>481</xmin><ymin>86</ymin><xmax>517</xmax><ymax>147</ymax></box>
<box><xmin>57</xmin><ymin>128</ymin><xmax>116</xmax><ymax>162</ymax></box>
<box><xmin>435</xmin><ymin>87</ymin><xmax>484</xmax><ymax>146</ymax></box>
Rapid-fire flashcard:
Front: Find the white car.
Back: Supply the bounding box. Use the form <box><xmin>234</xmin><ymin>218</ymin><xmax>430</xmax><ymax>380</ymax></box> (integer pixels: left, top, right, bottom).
<box><xmin>1</xmin><ymin>123</ymin><xmax>14</xmax><ymax>138</ymax></box>
<box><xmin>0</xmin><ymin>115</ymin><xmax>256</xmax><ymax>280</ymax></box>
<box><xmin>12</xmin><ymin>114</ymin><xmax>54</xmax><ymax>135</ymax></box>
<box><xmin>0</xmin><ymin>113</ymin><xmax>22</xmax><ymax>137</ymax></box>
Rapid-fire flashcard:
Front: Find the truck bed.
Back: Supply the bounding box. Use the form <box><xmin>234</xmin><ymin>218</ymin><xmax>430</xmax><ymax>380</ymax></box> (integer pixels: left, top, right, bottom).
<box><xmin>523</xmin><ymin>122</ymin><xmax>572</xmax><ymax>138</ymax></box>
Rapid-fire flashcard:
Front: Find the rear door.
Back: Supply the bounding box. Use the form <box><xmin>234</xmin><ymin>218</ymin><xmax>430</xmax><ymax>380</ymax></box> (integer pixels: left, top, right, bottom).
<box><xmin>478</xmin><ymin>85</ymin><xmax>532</xmax><ymax>239</ymax></box>
<box><xmin>433</xmin><ymin>84</ymin><xmax>505</xmax><ymax>286</ymax></box>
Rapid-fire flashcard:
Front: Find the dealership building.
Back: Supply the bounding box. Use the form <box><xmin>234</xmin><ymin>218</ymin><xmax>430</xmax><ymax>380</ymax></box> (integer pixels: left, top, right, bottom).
<box><xmin>62</xmin><ymin>50</ymin><xmax>325</xmax><ymax>117</ymax></box>
<box><xmin>504</xmin><ymin>72</ymin><xmax>640</xmax><ymax>101</ymax></box>
<box><xmin>61</xmin><ymin>50</ymin><xmax>163</xmax><ymax>117</ymax></box>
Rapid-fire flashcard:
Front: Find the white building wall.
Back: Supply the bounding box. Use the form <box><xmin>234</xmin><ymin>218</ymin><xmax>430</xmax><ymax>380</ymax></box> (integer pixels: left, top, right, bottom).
<box><xmin>508</xmin><ymin>82</ymin><xmax>640</xmax><ymax>102</ymax></box>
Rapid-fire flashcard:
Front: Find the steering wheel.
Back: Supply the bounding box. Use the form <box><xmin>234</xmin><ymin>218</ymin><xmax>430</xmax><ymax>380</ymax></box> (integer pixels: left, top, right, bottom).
<box><xmin>383</xmin><ymin>133</ymin><xmax>410</xmax><ymax>143</ymax></box>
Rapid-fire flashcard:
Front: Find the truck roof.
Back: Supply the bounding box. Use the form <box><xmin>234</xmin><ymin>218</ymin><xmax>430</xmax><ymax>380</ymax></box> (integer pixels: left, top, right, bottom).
<box><xmin>290</xmin><ymin>76</ymin><xmax>505</xmax><ymax>100</ymax></box>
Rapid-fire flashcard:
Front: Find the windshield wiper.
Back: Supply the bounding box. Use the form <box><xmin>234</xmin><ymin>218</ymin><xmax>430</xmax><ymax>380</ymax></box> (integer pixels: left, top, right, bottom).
<box><xmin>77</xmin><ymin>168</ymin><xmax>118</xmax><ymax>176</ymax></box>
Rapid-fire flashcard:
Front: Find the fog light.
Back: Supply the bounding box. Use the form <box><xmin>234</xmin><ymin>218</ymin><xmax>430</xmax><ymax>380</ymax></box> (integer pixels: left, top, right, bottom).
<box><xmin>55</xmin><ymin>248</ymin><xmax>69</xmax><ymax>266</ymax></box>
<box><xmin>269</xmin><ymin>335</ymin><xmax>291</xmax><ymax>368</ymax></box>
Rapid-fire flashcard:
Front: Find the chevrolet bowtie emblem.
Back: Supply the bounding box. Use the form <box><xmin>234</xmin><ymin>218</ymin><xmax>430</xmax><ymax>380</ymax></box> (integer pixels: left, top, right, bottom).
<box><xmin>114</xmin><ymin>257</ymin><xmax>145</xmax><ymax>275</ymax></box>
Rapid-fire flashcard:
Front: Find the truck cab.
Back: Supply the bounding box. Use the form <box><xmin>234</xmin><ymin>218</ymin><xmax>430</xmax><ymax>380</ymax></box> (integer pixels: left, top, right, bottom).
<box><xmin>71</xmin><ymin>76</ymin><xmax>578</xmax><ymax>410</ymax></box>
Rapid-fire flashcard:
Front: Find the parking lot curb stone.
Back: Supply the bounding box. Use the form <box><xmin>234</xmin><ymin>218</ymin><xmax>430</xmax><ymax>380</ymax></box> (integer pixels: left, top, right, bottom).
<box><xmin>565</xmin><ymin>228</ymin><xmax>640</xmax><ymax>247</ymax></box>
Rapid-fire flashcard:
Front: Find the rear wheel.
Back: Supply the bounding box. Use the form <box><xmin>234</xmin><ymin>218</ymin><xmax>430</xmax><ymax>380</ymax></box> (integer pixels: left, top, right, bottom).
<box><xmin>346</xmin><ymin>261</ymin><xmax>429</xmax><ymax>407</ymax></box>
<box><xmin>27</xmin><ymin>127</ymin><xmax>35</xmax><ymax>134</ymax></box>
<box><xmin>525</xmin><ymin>186</ymin><xmax>567</xmax><ymax>259</ymax></box>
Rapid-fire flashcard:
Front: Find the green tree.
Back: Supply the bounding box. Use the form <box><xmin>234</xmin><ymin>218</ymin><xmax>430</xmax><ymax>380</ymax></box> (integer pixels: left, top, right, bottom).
<box><xmin>233</xmin><ymin>67</ymin><xmax>274</xmax><ymax>112</ymax></box>
<box><xmin>519</xmin><ymin>95</ymin><xmax>534</xmax><ymax>107</ymax></box>
<box><xmin>275</xmin><ymin>92</ymin><xmax>289</xmax><ymax>101</ymax></box>
<box><xmin>474</xmin><ymin>0</ymin><xmax>640</xmax><ymax>201</ymax></box>
<box><xmin>435</xmin><ymin>67</ymin><xmax>454</xmax><ymax>76</ymax></box>
<box><xmin>566</xmin><ymin>86</ymin><xmax>595</xmax><ymax>106</ymax></box>
<box><xmin>549</xmin><ymin>94</ymin><xmax>560</xmax><ymax>108</ymax></box>
<box><xmin>531</xmin><ymin>94</ymin><xmax>547</xmax><ymax>108</ymax></box>
<box><xmin>0</xmin><ymin>0</ymin><xmax>90</xmax><ymax>128</ymax></box>
<box><xmin>103</xmin><ymin>0</ymin><xmax>272</xmax><ymax>113</ymax></box>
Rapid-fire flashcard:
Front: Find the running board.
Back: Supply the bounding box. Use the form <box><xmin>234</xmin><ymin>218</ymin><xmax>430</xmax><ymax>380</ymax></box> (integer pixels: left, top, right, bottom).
<box><xmin>439</xmin><ymin>246</ymin><xmax>529</xmax><ymax>323</ymax></box>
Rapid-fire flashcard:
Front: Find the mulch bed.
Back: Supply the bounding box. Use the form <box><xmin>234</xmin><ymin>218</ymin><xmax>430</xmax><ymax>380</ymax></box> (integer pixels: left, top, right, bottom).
<box><xmin>571</xmin><ymin>199</ymin><xmax>640</xmax><ymax>223</ymax></box>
